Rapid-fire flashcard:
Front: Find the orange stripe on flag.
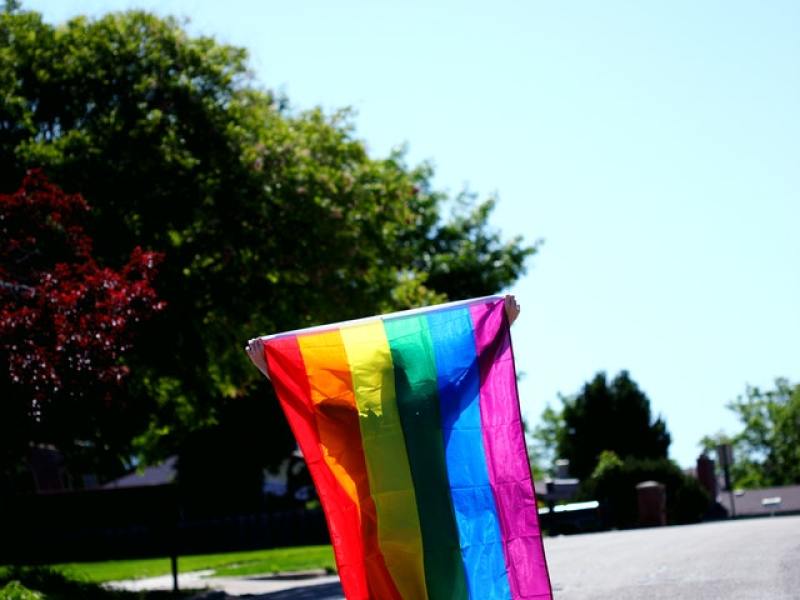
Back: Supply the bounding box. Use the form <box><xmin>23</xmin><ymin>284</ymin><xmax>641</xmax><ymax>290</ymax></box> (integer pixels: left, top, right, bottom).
<box><xmin>297</xmin><ymin>330</ymin><xmax>401</xmax><ymax>600</ymax></box>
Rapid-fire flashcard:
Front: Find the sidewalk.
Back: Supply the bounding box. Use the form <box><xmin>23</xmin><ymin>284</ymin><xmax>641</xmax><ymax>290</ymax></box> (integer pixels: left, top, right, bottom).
<box><xmin>106</xmin><ymin>569</ymin><xmax>344</xmax><ymax>599</ymax></box>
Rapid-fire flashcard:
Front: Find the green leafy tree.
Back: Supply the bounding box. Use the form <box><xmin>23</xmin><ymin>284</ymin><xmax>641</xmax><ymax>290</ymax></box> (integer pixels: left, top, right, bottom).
<box><xmin>0</xmin><ymin>6</ymin><xmax>536</xmax><ymax>476</ymax></box>
<box><xmin>529</xmin><ymin>404</ymin><xmax>562</xmax><ymax>476</ymax></box>
<box><xmin>701</xmin><ymin>379</ymin><xmax>800</xmax><ymax>488</ymax></box>
<box><xmin>544</xmin><ymin>371</ymin><xmax>671</xmax><ymax>480</ymax></box>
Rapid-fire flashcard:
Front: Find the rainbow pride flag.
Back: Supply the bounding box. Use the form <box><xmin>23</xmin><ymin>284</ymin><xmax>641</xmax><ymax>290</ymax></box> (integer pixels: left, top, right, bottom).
<box><xmin>247</xmin><ymin>297</ymin><xmax>552</xmax><ymax>599</ymax></box>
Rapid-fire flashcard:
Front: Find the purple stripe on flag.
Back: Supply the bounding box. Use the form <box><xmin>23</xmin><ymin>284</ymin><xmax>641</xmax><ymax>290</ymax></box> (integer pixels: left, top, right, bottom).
<box><xmin>470</xmin><ymin>299</ymin><xmax>552</xmax><ymax>600</ymax></box>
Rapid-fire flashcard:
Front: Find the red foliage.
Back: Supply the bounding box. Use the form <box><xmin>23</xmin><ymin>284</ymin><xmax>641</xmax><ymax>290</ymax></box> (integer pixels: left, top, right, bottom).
<box><xmin>0</xmin><ymin>170</ymin><xmax>165</xmax><ymax>421</ymax></box>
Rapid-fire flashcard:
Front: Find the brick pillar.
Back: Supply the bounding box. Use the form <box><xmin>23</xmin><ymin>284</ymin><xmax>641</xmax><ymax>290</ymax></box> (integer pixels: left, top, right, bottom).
<box><xmin>696</xmin><ymin>454</ymin><xmax>717</xmax><ymax>499</ymax></box>
<box><xmin>636</xmin><ymin>480</ymin><xmax>666</xmax><ymax>527</ymax></box>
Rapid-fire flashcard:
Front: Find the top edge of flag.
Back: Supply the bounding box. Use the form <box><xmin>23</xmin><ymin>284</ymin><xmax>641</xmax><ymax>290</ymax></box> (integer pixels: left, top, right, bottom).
<box><xmin>247</xmin><ymin>295</ymin><xmax>502</xmax><ymax>345</ymax></box>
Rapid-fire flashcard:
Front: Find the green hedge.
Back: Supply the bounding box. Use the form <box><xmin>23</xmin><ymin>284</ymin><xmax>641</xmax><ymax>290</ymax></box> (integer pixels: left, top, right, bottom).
<box><xmin>580</xmin><ymin>453</ymin><xmax>709</xmax><ymax>529</ymax></box>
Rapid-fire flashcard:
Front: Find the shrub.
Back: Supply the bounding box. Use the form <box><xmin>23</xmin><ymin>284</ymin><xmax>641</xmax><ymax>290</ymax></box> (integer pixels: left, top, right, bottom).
<box><xmin>0</xmin><ymin>581</ymin><xmax>43</xmax><ymax>600</ymax></box>
<box><xmin>580</xmin><ymin>452</ymin><xmax>709</xmax><ymax>529</ymax></box>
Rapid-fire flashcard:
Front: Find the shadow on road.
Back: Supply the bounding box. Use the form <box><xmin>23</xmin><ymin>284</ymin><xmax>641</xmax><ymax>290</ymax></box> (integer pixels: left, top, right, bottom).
<box><xmin>252</xmin><ymin>582</ymin><xmax>344</xmax><ymax>599</ymax></box>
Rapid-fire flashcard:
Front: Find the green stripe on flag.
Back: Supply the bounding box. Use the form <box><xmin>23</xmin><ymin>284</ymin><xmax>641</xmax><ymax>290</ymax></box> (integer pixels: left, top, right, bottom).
<box><xmin>385</xmin><ymin>315</ymin><xmax>468</xmax><ymax>600</ymax></box>
<box><xmin>340</xmin><ymin>320</ymin><xmax>428</xmax><ymax>600</ymax></box>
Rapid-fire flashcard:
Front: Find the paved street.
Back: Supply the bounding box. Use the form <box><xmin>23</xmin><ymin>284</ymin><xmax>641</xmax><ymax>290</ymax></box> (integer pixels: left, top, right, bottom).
<box><xmin>545</xmin><ymin>515</ymin><xmax>800</xmax><ymax>599</ymax></box>
<box><xmin>109</xmin><ymin>515</ymin><xmax>799</xmax><ymax>599</ymax></box>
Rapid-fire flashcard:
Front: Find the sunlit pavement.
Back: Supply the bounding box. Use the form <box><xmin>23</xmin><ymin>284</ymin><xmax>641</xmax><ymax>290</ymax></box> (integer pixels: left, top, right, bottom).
<box><xmin>545</xmin><ymin>514</ymin><xmax>800</xmax><ymax>599</ymax></box>
<box><xmin>107</xmin><ymin>514</ymin><xmax>799</xmax><ymax>599</ymax></box>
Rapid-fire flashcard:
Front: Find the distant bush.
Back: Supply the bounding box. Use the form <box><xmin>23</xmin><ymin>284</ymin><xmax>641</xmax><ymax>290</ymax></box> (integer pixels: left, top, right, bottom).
<box><xmin>0</xmin><ymin>568</ymin><xmax>92</xmax><ymax>600</ymax></box>
<box><xmin>0</xmin><ymin>566</ymin><xmax>197</xmax><ymax>599</ymax></box>
<box><xmin>580</xmin><ymin>452</ymin><xmax>709</xmax><ymax>529</ymax></box>
<box><xmin>0</xmin><ymin>567</ymin><xmax>115</xmax><ymax>600</ymax></box>
<box><xmin>0</xmin><ymin>581</ymin><xmax>42</xmax><ymax>600</ymax></box>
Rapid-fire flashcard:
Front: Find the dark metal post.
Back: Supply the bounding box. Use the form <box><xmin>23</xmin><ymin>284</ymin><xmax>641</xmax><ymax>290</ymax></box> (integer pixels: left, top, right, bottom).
<box><xmin>171</xmin><ymin>553</ymin><xmax>179</xmax><ymax>592</ymax></box>
<box><xmin>169</xmin><ymin>483</ymin><xmax>181</xmax><ymax>593</ymax></box>
<box><xmin>717</xmin><ymin>444</ymin><xmax>736</xmax><ymax>518</ymax></box>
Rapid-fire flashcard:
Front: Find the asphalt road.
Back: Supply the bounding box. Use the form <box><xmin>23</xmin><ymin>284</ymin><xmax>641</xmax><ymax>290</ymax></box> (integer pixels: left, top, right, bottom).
<box><xmin>279</xmin><ymin>515</ymin><xmax>800</xmax><ymax>599</ymax></box>
<box><xmin>545</xmin><ymin>515</ymin><xmax>800</xmax><ymax>599</ymax></box>
<box><xmin>125</xmin><ymin>515</ymin><xmax>799</xmax><ymax>599</ymax></box>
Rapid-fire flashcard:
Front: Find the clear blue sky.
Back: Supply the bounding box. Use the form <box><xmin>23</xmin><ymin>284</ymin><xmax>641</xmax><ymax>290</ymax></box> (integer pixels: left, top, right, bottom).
<box><xmin>27</xmin><ymin>0</ymin><xmax>800</xmax><ymax>468</ymax></box>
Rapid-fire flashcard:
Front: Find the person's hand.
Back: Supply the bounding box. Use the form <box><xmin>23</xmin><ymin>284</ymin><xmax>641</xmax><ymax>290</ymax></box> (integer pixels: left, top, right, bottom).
<box><xmin>246</xmin><ymin>337</ymin><xmax>270</xmax><ymax>380</ymax></box>
<box><xmin>504</xmin><ymin>294</ymin><xmax>520</xmax><ymax>326</ymax></box>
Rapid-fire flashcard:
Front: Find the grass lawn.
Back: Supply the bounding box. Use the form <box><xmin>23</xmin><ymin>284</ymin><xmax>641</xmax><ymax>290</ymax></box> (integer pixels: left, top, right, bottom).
<box><xmin>44</xmin><ymin>545</ymin><xmax>336</xmax><ymax>583</ymax></box>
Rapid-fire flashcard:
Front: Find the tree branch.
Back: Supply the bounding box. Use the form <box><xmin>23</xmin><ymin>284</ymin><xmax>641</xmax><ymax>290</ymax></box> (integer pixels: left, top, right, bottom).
<box><xmin>0</xmin><ymin>280</ymin><xmax>36</xmax><ymax>297</ymax></box>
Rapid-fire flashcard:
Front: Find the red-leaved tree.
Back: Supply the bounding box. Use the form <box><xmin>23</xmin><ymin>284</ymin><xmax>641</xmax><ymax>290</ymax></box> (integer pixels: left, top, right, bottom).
<box><xmin>0</xmin><ymin>171</ymin><xmax>164</xmax><ymax>486</ymax></box>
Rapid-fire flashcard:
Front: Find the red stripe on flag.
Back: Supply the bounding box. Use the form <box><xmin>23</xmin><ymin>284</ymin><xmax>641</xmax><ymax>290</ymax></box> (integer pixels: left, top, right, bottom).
<box><xmin>264</xmin><ymin>336</ymin><xmax>369</xmax><ymax>600</ymax></box>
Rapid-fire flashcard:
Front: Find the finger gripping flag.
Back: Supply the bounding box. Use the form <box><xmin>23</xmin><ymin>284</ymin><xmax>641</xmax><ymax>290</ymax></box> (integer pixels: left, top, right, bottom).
<box><xmin>248</xmin><ymin>297</ymin><xmax>552</xmax><ymax>600</ymax></box>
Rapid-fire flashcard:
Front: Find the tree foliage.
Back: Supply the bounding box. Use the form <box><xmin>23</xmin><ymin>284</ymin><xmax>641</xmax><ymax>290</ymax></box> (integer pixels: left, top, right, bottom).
<box><xmin>0</xmin><ymin>7</ymin><xmax>536</xmax><ymax>474</ymax></box>
<box><xmin>701</xmin><ymin>379</ymin><xmax>800</xmax><ymax>488</ymax></box>
<box><xmin>528</xmin><ymin>405</ymin><xmax>561</xmax><ymax>476</ymax></box>
<box><xmin>0</xmin><ymin>171</ymin><xmax>163</xmax><ymax>484</ymax></box>
<box><xmin>539</xmin><ymin>371</ymin><xmax>671</xmax><ymax>480</ymax></box>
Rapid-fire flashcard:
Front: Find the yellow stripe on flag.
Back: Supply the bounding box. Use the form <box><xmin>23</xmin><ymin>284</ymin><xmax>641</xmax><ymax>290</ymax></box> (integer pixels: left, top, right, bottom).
<box><xmin>340</xmin><ymin>320</ymin><xmax>429</xmax><ymax>600</ymax></box>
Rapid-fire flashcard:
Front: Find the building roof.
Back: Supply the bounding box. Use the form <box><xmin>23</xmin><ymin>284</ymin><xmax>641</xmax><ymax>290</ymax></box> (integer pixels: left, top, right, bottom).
<box><xmin>102</xmin><ymin>456</ymin><xmax>177</xmax><ymax>489</ymax></box>
<box><xmin>717</xmin><ymin>484</ymin><xmax>800</xmax><ymax>517</ymax></box>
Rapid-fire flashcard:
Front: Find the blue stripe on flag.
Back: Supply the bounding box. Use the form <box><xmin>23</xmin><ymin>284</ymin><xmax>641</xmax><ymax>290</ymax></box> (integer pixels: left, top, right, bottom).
<box><xmin>427</xmin><ymin>307</ymin><xmax>512</xmax><ymax>600</ymax></box>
